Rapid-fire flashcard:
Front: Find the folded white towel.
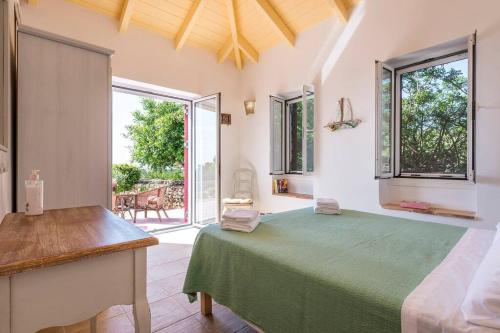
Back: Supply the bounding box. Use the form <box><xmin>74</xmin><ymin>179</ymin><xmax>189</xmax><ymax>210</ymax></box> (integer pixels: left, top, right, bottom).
<box><xmin>314</xmin><ymin>207</ymin><xmax>341</xmax><ymax>215</ymax></box>
<box><xmin>222</xmin><ymin>209</ymin><xmax>259</xmax><ymax>222</ymax></box>
<box><xmin>313</xmin><ymin>198</ymin><xmax>341</xmax><ymax>215</ymax></box>
<box><xmin>221</xmin><ymin>215</ymin><xmax>260</xmax><ymax>233</ymax></box>
<box><xmin>314</xmin><ymin>198</ymin><xmax>339</xmax><ymax>209</ymax></box>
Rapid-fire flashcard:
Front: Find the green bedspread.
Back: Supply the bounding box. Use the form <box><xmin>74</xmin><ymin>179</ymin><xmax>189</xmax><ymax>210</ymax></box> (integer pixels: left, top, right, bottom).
<box><xmin>183</xmin><ymin>208</ymin><xmax>466</xmax><ymax>333</ymax></box>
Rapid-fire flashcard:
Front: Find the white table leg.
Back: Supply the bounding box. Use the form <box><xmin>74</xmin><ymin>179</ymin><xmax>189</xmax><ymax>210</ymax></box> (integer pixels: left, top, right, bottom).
<box><xmin>0</xmin><ymin>277</ymin><xmax>10</xmax><ymax>333</ymax></box>
<box><xmin>90</xmin><ymin>316</ymin><xmax>97</xmax><ymax>333</ymax></box>
<box><xmin>133</xmin><ymin>248</ymin><xmax>151</xmax><ymax>333</ymax></box>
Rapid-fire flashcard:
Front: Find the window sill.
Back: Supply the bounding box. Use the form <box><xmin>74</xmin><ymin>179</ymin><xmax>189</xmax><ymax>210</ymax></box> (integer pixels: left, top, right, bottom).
<box><xmin>272</xmin><ymin>192</ymin><xmax>313</xmax><ymax>200</ymax></box>
<box><xmin>386</xmin><ymin>177</ymin><xmax>475</xmax><ymax>190</ymax></box>
<box><xmin>382</xmin><ymin>202</ymin><xmax>476</xmax><ymax>220</ymax></box>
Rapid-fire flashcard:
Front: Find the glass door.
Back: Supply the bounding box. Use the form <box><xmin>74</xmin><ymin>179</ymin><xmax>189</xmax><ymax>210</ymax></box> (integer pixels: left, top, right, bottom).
<box><xmin>191</xmin><ymin>94</ymin><xmax>220</xmax><ymax>225</ymax></box>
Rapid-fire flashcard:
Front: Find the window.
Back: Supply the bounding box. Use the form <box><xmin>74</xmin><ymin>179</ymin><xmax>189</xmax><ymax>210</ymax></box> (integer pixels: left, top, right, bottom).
<box><xmin>375</xmin><ymin>34</ymin><xmax>475</xmax><ymax>180</ymax></box>
<box><xmin>287</xmin><ymin>97</ymin><xmax>303</xmax><ymax>173</ymax></box>
<box><xmin>270</xmin><ymin>85</ymin><xmax>314</xmax><ymax>175</ymax></box>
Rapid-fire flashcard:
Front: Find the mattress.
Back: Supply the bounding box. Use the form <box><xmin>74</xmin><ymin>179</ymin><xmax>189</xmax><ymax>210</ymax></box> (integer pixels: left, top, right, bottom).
<box><xmin>183</xmin><ymin>208</ymin><xmax>467</xmax><ymax>333</ymax></box>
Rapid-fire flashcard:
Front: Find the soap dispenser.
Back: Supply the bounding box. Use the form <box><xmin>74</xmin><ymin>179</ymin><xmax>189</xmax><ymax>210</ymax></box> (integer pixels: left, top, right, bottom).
<box><xmin>25</xmin><ymin>169</ymin><xmax>43</xmax><ymax>215</ymax></box>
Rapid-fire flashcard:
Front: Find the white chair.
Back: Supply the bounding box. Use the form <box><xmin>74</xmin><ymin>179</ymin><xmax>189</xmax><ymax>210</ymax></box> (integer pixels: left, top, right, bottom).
<box><xmin>223</xmin><ymin>168</ymin><xmax>254</xmax><ymax>212</ymax></box>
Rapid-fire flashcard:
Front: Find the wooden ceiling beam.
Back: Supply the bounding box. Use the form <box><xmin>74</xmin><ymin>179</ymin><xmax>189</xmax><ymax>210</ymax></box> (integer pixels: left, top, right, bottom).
<box><xmin>174</xmin><ymin>0</ymin><xmax>206</xmax><ymax>51</ymax></box>
<box><xmin>119</xmin><ymin>0</ymin><xmax>136</xmax><ymax>32</ymax></box>
<box><xmin>327</xmin><ymin>0</ymin><xmax>350</xmax><ymax>23</ymax></box>
<box><xmin>238</xmin><ymin>33</ymin><xmax>259</xmax><ymax>64</ymax></box>
<box><xmin>225</xmin><ymin>0</ymin><xmax>242</xmax><ymax>70</ymax></box>
<box><xmin>253</xmin><ymin>0</ymin><xmax>295</xmax><ymax>47</ymax></box>
<box><xmin>217</xmin><ymin>36</ymin><xmax>233</xmax><ymax>63</ymax></box>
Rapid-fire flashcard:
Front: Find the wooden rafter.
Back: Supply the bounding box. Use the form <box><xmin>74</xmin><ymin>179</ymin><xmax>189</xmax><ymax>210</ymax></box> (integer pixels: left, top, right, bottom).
<box><xmin>253</xmin><ymin>0</ymin><xmax>295</xmax><ymax>47</ymax></box>
<box><xmin>217</xmin><ymin>37</ymin><xmax>233</xmax><ymax>63</ymax></box>
<box><xmin>174</xmin><ymin>0</ymin><xmax>206</xmax><ymax>51</ymax></box>
<box><xmin>119</xmin><ymin>0</ymin><xmax>136</xmax><ymax>32</ymax></box>
<box><xmin>238</xmin><ymin>33</ymin><xmax>259</xmax><ymax>64</ymax></box>
<box><xmin>224</xmin><ymin>0</ymin><xmax>242</xmax><ymax>70</ymax></box>
<box><xmin>326</xmin><ymin>0</ymin><xmax>350</xmax><ymax>23</ymax></box>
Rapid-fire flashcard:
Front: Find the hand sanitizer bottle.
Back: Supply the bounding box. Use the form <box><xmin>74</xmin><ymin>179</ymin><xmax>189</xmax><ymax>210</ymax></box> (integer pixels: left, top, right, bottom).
<box><xmin>25</xmin><ymin>170</ymin><xmax>43</xmax><ymax>215</ymax></box>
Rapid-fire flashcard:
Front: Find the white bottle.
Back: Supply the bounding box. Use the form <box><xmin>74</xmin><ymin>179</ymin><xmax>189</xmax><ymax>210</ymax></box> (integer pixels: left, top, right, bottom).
<box><xmin>25</xmin><ymin>169</ymin><xmax>43</xmax><ymax>216</ymax></box>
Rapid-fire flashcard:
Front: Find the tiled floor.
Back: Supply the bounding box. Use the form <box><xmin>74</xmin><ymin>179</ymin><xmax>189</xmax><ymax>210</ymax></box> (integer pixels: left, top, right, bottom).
<box><xmin>124</xmin><ymin>208</ymin><xmax>188</xmax><ymax>233</ymax></box>
<box><xmin>39</xmin><ymin>228</ymin><xmax>257</xmax><ymax>333</ymax></box>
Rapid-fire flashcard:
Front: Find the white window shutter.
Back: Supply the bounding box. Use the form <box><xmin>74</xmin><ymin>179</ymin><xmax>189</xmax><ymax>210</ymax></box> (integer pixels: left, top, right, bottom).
<box><xmin>375</xmin><ymin>61</ymin><xmax>395</xmax><ymax>179</ymax></box>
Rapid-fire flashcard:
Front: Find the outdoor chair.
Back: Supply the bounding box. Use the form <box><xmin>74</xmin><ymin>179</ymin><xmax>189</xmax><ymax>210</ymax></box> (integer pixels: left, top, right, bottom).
<box><xmin>146</xmin><ymin>186</ymin><xmax>169</xmax><ymax>222</ymax></box>
<box><xmin>133</xmin><ymin>187</ymin><xmax>169</xmax><ymax>222</ymax></box>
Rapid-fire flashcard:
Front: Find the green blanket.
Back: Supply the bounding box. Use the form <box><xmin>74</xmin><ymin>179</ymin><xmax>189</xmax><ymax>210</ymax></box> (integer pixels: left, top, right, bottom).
<box><xmin>183</xmin><ymin>208</ymin><xmax>466</xmax><ymax>333</ymax></box>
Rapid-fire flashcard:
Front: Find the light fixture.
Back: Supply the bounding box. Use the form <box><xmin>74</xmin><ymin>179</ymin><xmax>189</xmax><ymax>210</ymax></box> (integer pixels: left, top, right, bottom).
<box><xmin>244</xmin><ymin>100</ymin><xmax>256</xmax><ymax>115</ymax></box>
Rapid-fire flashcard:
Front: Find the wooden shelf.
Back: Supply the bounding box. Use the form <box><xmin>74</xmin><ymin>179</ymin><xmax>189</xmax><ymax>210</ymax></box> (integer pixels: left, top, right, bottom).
<box><xmin>273</xmin><ymin>192</ymin><xmax>313</xmax><ymax>200</ymax></box>
<box><xmin>382</xmin><ymin>202</ymin><xmax>476</xmax><ymax>220</ymax></box>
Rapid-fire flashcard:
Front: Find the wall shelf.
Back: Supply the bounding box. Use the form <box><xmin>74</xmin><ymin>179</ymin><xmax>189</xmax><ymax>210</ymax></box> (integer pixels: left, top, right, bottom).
<box><xmin>273</xmin><ymin>192</ymin><xmax>313</xmax><ymax>200</ymax></box>
<box><xmin>382</xmin><ymin>202</ymin><xmax>476</xmax><ymax>220</ymax></box>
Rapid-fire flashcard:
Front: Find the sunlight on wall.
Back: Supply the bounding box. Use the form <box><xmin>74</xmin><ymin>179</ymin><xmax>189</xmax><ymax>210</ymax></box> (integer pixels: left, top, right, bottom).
<box><xmin>321</xmin><ymin>1</ymin><xmax>366</xmax><ymax>85</ymax></box>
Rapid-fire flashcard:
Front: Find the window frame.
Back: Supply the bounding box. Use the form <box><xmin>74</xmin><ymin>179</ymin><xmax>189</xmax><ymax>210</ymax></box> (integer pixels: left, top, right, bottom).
<box><xmin>285</xmin><ymin>95</ymin><xmax>304</xmax><ymax>174</ymax></box>
<box><xmin>375</xmin><ymin>33</ymin><xmax>476</xmax><ymax>182</ymax></box>
<box><xmin>375</xmin><ymin>61</ymin><xmax>395</xmax><ymax>179</ymax></box>
<box><xmin>394</xmin><ymin>51</ymin><xmax>471</xmax><ymax>180</ymax></box>
<box><xmin>269</xmin><ymin>96</ymin><xmax>286</xmax><ymax>175</ymax></box>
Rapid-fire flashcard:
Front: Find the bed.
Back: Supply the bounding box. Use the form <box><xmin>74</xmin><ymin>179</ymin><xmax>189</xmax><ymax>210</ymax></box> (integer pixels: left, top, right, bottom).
<box><xmin>183</xmin><ymin>208</ymin><xmax>497</xmax><ymax>333</ymax></box>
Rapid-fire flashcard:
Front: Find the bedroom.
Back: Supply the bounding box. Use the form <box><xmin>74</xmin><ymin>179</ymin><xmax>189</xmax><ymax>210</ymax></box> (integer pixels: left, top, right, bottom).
<box><xmin>0</xmin><ymin>0</ymin><xmax>499</xmax><ymax>332</ymax></box>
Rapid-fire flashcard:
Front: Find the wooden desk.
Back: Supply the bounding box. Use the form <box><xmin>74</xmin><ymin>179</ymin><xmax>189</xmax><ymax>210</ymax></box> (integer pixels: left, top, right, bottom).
<box><xmin>0</xmin><ymin>206</ymin><xmax>159</xmax><ymax>333</ymax></box>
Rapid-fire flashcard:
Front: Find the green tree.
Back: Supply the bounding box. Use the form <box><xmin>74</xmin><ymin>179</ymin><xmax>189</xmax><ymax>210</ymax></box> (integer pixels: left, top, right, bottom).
<box><xmin>400</xmin><ymin>60</ymin><xmax>468</xmax><ymax>174</ymax></box>
<box><xmin>126</xmin><ymin>98</ymin><xmax>185</xmax><ymax>172</ymax></box>
<box><xmin>112</xmin><ymin>164</ymin><xmax>141</xmax><ymax>193</ymax></box>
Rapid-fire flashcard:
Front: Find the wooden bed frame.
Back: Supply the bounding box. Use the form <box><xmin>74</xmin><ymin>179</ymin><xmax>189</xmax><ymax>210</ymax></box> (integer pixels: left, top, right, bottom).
<box><xmin>200</xmin><ymin>291</ymin><xmax>213</xmax><ymax>315</ymax></box>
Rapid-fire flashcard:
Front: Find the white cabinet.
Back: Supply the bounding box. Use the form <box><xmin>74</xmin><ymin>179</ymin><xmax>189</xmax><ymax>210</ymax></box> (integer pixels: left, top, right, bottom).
<box><xmin>16</xmin><ymin>26</ymin><xmax>113</xmax><ymax>211</ymax></box>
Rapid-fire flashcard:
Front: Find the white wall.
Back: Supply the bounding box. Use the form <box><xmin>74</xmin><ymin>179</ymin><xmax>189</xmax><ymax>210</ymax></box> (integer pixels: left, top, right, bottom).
<box><xmin>19</xmin><ymin>0</ymin><xmax>243</xmax><ymax>202</ymax></box>
<box><xmin>17</xmin><ymin>0</ymin><xmax>500</xmax><ymax>229</ymax></box>
<box><xmin>240</xmin><ymin>0</ymin><xmax>500</xmax><ymax>228</ymax></box>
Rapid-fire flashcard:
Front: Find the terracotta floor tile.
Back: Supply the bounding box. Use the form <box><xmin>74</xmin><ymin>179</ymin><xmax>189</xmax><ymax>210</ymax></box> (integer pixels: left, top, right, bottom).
<box><xmin>125</xmin><ymin>295</ymin><xmax>190</xmax><ymax>332</ymax></box>
<box><xmin>155</xmin><ymin>316</ymin><xmax>204</xmax><ymax>333</ymax></box>
<box><xmin>147</xmin><ymin>258</ymin><xmax>190</xmax><ymax>282</ymax></box>
<box><xmin>98</xmin><ymin>313</ymin><xmax>135</xmax><ymax>333</ymax></box>
<box><xmin>171</xmin><ymin>292</ymin><xmax>200</xmax><ymax>316</ymax></box>
<box><xmin>154</xmin><ymin>272</ymin><xmax>187</xmax><ymax>297</ymax></box>
<box><xmin>147</xmin><ymin>280</ymin><xmax>173</xmax><ymax>303</ymax></box>
<box><xmin>196</xmin><ymin>304</ymin><xmax>248</xmax><ymax>333</ymax></box>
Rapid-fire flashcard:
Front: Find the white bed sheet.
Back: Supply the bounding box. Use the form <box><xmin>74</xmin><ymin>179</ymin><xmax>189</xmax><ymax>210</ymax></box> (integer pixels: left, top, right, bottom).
<box><xmin>402</xmin><ymin>228</ymin><xmax>499</xmax><ymax>333</ymax></box>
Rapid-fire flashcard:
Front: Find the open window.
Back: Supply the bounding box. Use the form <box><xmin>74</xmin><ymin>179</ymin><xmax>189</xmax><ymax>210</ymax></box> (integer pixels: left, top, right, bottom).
<box><xmin>375</xmin><ymin>33</ymin><xmax>476</xmax><ymax>181</ymax></box>
<box><xmin>270</xmin><ymin>85</ymin><xmax>315</xmax><ymax>175</ymax></box>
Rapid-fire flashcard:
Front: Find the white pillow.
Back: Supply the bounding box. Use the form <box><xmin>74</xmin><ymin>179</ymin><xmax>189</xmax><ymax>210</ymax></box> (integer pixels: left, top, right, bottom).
<box><xmin>461</xmin><ymin>224</ymin><xmax>500</xmax><ymax>329</ymax></box>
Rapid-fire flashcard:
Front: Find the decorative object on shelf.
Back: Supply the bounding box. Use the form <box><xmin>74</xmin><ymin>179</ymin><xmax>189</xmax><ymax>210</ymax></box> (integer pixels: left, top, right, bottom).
<box><xmin>244</xmin><ymin>100</ymin><xmax>256</xmax><ymax>115</ymax></box>
<box><xmin>272</xmin><ymin>178</ymin><xmax>288</xmax><ymax>194</ymax></box>
<box><xmin>399</xmin><ymin>201</ymin><xmax>430</xmax><ymax>211</ymax></box>
<box><xmin>221</xmin><ymin>113</ymin><xmax>232</xmax><ymax>125</ymax></box>
<box><xmin>325</xmin><ymin>97</ymin><xmax>361</xmax><ymax>131</ymax></box>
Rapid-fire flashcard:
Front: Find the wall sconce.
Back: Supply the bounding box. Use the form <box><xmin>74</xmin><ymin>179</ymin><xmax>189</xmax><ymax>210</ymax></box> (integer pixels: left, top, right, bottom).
<box><xmin>244</xmin><ymin>100</ymin><xmax>256</xmax><ymax>115</ymax></box>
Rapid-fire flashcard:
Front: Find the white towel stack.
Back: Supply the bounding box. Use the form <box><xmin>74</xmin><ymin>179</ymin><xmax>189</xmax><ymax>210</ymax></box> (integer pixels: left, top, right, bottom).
<box><xmin>221</xmin><ymin>209</ymin><xmax>260</xmax><ymax>233</ymax></box>
<box><xmin>313</xmin><ymin>198</ymin><xmax>341</xmax><ymax>215</ymax></box>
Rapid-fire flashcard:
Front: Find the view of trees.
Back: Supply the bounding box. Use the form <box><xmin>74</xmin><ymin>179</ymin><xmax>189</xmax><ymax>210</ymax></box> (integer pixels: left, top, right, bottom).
<box><xmin>400</xmin><ymin>59</ymin><xmax>468</xmax><ymax>175</ymax></box>
<box><xmin>126</xmin><ymin>98</ymin><xmax>185</xmax><ymax>174</ymax></box>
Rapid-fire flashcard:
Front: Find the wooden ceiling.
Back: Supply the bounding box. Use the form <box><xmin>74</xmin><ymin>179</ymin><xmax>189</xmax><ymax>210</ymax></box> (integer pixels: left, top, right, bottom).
<box><xmin>29</xmin><ymin>0</ymin><xmax>358</xmax><ymax>69</ymax></box>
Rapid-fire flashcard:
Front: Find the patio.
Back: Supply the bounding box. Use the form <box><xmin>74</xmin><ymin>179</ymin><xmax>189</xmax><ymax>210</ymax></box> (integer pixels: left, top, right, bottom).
<box><xmin>123</xmin><ymin>207</ymin><xmax>188</xmax><ymax>233</ymax></box>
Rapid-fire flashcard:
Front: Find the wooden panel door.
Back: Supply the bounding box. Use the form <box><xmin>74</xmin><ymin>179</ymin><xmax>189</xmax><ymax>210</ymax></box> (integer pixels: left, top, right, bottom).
<box><xmin>17</xmin><ymin>29</ymin><xmax>112</xmax><ymax>211</ymax></box>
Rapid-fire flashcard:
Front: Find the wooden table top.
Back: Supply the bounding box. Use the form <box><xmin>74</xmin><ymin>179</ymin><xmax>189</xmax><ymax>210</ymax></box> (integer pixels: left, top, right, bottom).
<box><xmin>0</xmin><ymin>206</ymin><xmax>159</xmax><ymax>276</ymax></box>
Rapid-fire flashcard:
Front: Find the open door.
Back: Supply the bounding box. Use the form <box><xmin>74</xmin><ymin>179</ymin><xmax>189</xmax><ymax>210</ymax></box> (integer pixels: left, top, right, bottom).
<box><xmin>191</xmin><ymin>93</ymin><xmax>221</xmax><ymax>225</ymax></box>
